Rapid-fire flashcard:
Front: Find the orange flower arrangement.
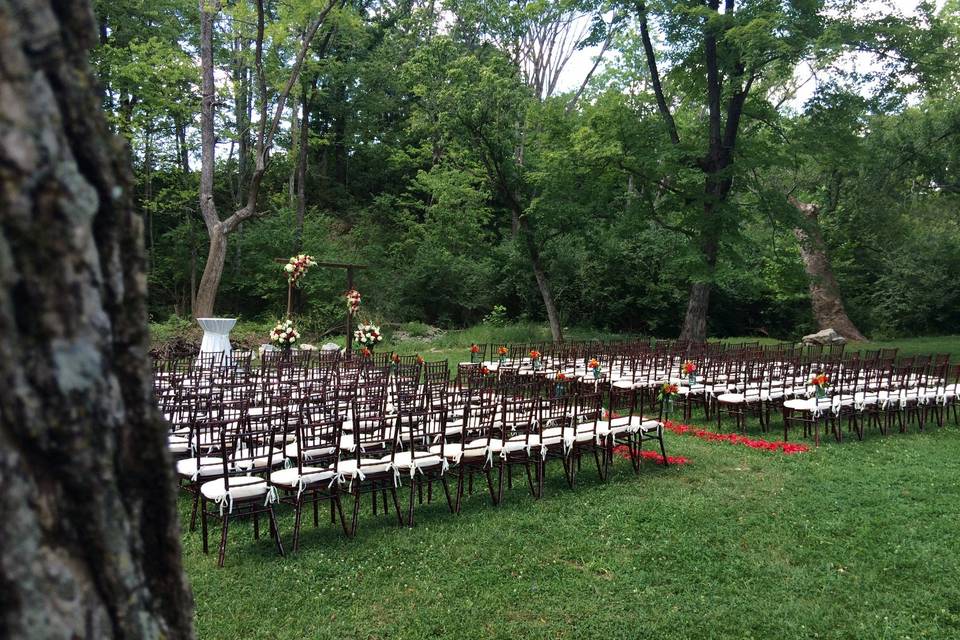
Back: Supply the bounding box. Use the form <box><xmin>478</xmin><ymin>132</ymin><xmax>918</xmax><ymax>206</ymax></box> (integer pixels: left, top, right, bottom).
<box><xmin>809</xmin><ymin>374</ymin><xmax>830</xmax><ymax>387</ymax></box>
<box><xmin>529</xmin><ymin>349</ymin><xmax>541</xmax><ymax>360</ymax></box>
<box><xmin>416</xmin><ymin>355</ymin><xmax>425</xmax><ymax>365</ymax></box>
<box><xmin>480</xmin><ymin>365</ymin><xmax>491</xmax><ymax>376</ymax></box>
<box><xmin>682</xmin><ymin>361</ymin><xmax>697</xmax><ymax>375</ymax></box>
<box><xmin>470</xmin><ymin>343</ymin><xmax>480</xmax><ymax>354</ymax></box>
<box><xmin>391</xmin><ymin>353</ymin><xmax>401</xmax><ymax>364</ymax></box>
<box><xmin>497</xmin><ymin>346</ymin><xmax>508</xmax><ymax>356</ymax></box>
<box><xmin>556</xmin><ymin>372</ymin><xmax>567</xmax><ymax>381</ymax></box>
<box><xmin>659</xmin><ymin>382</ymin><xmax>679</xmax><ymax>398</ymax></box>
<box><xmin>361</xmin><ymin>347</ymin><xmax>372</xmax><ymax>358</ymax></box>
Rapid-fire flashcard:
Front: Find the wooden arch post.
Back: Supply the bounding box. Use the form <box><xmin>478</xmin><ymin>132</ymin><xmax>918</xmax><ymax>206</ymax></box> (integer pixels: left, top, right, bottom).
<box><xmin>274</xmin><ymin>259</ymin><xmax>368</xmax><ymax>358</ymax></box>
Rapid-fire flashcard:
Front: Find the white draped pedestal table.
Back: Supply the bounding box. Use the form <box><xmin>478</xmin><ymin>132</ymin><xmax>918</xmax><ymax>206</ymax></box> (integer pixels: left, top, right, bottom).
<box><xmin>196</xmin><ymin>317</ymin><xmax>237</xmax><ymax>364</ymax></box>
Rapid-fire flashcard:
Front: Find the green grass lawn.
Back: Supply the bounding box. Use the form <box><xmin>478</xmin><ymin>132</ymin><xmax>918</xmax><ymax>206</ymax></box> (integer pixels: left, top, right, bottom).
<box><xmin>180</xmin><ymin>416</ymin><xmax>960</xmax><ymax>639</ymax></box>
<box><xmin>177</xmin><ymin>334</ymin><xmax>960</xmax><ymax>639</ymax></box>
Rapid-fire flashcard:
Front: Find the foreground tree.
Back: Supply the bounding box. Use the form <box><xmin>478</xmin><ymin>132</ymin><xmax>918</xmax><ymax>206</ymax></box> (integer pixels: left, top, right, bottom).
<box><xmin>0</xmin><ymin>0</ymin><xmax>194</xmax><ymax>637</ymax></box>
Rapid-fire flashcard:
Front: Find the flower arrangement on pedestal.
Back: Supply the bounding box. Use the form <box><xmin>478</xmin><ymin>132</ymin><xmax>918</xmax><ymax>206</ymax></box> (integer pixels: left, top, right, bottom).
<box><xmin>554</xmin><ymin>371</ymin><xmax>568</xmax><ymax>397</ymax></box>
<box><xmin>530</xmin><ymin>349</ymin><xmax>542</xmax><ymax>371</ymax></box>
<box><xmin>354</xmin><ymin>323</ymin><xmax>383</xmax><ymax>352</ymax></box>
<box><xmin>809</xmin><ymin>373</ymin><xmax>830</xmax><ymax>399</ymax></box>
<box><xmin>345</xmin><ymin>289</ymin><xmax>362</xmax><ymax>314</ymax></box>
<box><xmin>270</xmin><ymin>319</ymin><xmax>300</xmax><ymax>350</ymax></box>
<box><xmin>588</xmin><ymin>358</ymin><xmax>601</xmax><ymax>379</ymax></box>
<box><xmin>284</xmin><ymin>254</ymin><xmax>317</xmax><ymax>285</ymax></box>
<box><xmin>681</xmin><ymin>360</ymin><xmax>697</xmax><ymax>384</ymax></box>
<box><xmin>658</xmin><ymin>382</ymin><xmax>679</xmax><ymax>416</ymax></box>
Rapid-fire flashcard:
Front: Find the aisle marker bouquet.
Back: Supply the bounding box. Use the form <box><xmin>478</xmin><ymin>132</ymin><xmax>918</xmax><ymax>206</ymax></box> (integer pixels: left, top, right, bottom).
<box><xmin>682</xmin><ymin>361</ymin><xmax>697</xmax><ymax>384</ymax></box>
<box><xmin>810</xmin><ymin>373</ymin><xmax>830</xmax><ymax>399</ymax></box>
<box><xmin>497</xmin><ymin>345</ymin><xmax>508</xmax><ymax>365</ymax></box>
<box><xmin>589</xmin><ymin>358</ymin><xmax>601</xmax><ymax>380</ymax></box>
<box><xmin>470</xmin><ymin>343</ymin><xmax>481</xmax><ymax>363</ymax></box>
<box><xmin>270</xmin><ymin>319</ymin><xmax>300</xmax><ymax>350</ymax></box>
<box><xmin>658</xmin><ymin>382</ymin><xmax>679</xmax><ymax>417</ymax></box>
<box><xmin>530</xmin><ymin>349</ymin><xmax>542</xmax><ymax>371</ymax></box>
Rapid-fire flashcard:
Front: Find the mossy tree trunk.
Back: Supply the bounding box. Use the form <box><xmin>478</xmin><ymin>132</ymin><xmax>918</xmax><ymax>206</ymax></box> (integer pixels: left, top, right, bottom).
<box><xmin>0</xmin><ymin>0</ymin><xmax>194</xmax><ymax>637</ymax></box>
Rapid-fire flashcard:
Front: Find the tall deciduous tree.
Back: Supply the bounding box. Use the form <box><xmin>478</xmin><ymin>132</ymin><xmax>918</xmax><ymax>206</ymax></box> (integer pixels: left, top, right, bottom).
<box><xmin>0</xmin><ymin>0</ymin><xmax>194</xmax><ymax>637</ymax></box>
<box><xmin>195</xmin><ymin>0</ymin><xmax>339</xmax><ymax>317</ymax></box>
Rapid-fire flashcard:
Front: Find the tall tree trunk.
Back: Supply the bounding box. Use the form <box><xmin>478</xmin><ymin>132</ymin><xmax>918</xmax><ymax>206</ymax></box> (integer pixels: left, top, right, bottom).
<box><xmin>194</xmin><ymin>0</ymin><xmax>338</xmax><ymax>317</ymax></box>
<box><xmin>295</xmin><ymin>88</ymin><xmax>310</xmax><ymax>252</ymax></box>
<box><xmin>790</xmin><ymin>197</ymin><xmax>867</xmax><ymax>341</ymax></box>
<box><xmin>0</xmin><ymin>1</ymin><xmax>194</xmax><ymax>637</ymax></box>
<box><xmin>513</xmin><ymin>210</ymin><xmax>563</xmax><ymax>341</ymax></box>
<box><xmin>194</xmin><ymin>225</ymin><xmax>227</xmax><ymax>317</ymax></box>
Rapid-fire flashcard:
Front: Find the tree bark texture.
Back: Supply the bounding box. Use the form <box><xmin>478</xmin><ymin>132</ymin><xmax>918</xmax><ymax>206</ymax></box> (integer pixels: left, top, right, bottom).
<box><xmin>789</xmin><ymin>197</ymin><xmax>867</xmax><ymax>341</ymax></box>
<box><xmin>0</xmin><ymin>1</ymin><xmax>195</xmax><ymax>638</ymax></box>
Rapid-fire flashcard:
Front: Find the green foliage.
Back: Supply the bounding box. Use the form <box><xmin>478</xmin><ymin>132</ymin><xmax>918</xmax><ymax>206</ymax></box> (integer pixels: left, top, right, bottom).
<box><xmin>102</xmin><ymin>0</ymin><xmax>960</xmax><ymax>340</ymax></box>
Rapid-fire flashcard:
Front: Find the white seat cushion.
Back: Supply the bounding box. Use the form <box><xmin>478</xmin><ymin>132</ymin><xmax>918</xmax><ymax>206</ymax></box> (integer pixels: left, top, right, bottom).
<box><xmin>338</xmin><ymin>457</ymin><xmax>393</xmax><ymax>477</ymax></box>
<box><xmin>783</xmin><ymin>398</ymin><xmax>833</xmax><ymax>412</ymax></box>
<box><xmin>502</xmin><ymin>434</ymin><xmax>545</xmax><ymax>454</ymax></box>
<box><xmin>200</xmin><ymin>476</ymin><xmax>267</xmax><ymax>501</ymax></box>
<box><xmin>269</xmin><ymin>465</ymin><xmax>336</xmax><ymax>488</ymax></box>
<box><xmin>233</xmin><ymin>446</ymin><xmax>284</xmax><ymax>471</ymax></box>
<box><xmin>429</xmin><ymin>437</ymin><xmax>503</xmax><ymax>460</ymax></box>
<box><xmin>168</xmin><ymin>435</ymin><xmax>189</xmax><ymax>454</ymax></box>
<box><xmin>716</xmin><ymin>393</ymin><xmax>745</xmax><ymax>404</ymax></box>
<box><xmin>388</xmin><ymin>451</ymin><xmax>445</xmax><ymax>474</ymax></box>
<box><xmin>176</xmin><ymin>456</ymin><xmax>223</xmax><ymax>480</ymax></box>
<box><xmin>595</xmin><ymin>416</ymin><xmax>660</xmax><ymax>436</ymax></box>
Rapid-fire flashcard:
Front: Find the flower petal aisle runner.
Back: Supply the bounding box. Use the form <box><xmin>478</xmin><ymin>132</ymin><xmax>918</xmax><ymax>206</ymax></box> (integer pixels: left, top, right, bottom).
<box><xmin>662</xmin><ymin>420</ymin><xmax>810</xmax><ymax>454</ymax></box>
<box><xmin>612</xmin><ymin>446</ymin><xmax>693</xmax><ymax>466</ymax></box>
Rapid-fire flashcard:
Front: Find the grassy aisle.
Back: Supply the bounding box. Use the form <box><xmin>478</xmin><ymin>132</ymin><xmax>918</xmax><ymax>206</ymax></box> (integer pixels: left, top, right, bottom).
<box><xmin>181</xmin><ymin>419</ymin><xmax>960</xmax><ymax>639</ymax></box>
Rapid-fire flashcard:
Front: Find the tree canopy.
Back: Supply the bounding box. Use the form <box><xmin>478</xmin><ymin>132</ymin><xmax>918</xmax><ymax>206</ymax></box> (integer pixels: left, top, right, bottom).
<box><xmin>94</xmin><ymin>0</ymin><xmax>960</xmax><ymax>340</ymax></box>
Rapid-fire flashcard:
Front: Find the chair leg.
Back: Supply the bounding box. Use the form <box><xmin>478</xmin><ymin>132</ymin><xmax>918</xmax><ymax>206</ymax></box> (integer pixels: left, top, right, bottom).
<box><xmin>440</xmin><ymin>476</ymin><xmax>455</xmax><ymax>513</ymax></box>
<box><xmin>455</xmin><ymin>469</ymin><xmax>465</xmax><ymax>513</ymax></box>
<box><xmin>658</xmin><ymin>433</ymin><xmax>669</xmax><ymax>466</ymax></box>
<box><xmin>350</xmin><ymin>488</ymin><xmax>361</xmax><ymax>538</ymax></box>
<box><xmin>267</xmin><ymin>506</ymin><xmax>284</xmax><ymax>557</ymax></box>
<box><xmin>292</xmin><ymin>496</ymin><xmax>304</xmax><ymax>552</ymax></box>
<box><xmin>217</xmin><ymin>513</ymin><xmax>230</xmax><ymax>567</ymax></box>
<box><xmin>334</xmin><ymin>494</ymin><xmax>349</xmax><ymax>536</ymax></box>
<box><xmin>389</xmin><ymin>486</ymin><xmax>404</xmax><ymax>526</ymax></box>
<box><xmin>538</xmin><ymin>458</ymin><xmax>545</xmax><ymax>498</ymax></box>
<box><xmin>407</xmin><ymin>477</ymin><xmax>416</xmax><ymax>527</ymax></box>
<box><xmin>496</xmin><ymin>460</ymin><xmax>506</xmax><ymax>505</ymax></box>
<box><xmin>253</xmin><ymin>512</ymin><xmax>260</xmax><ymax>540</ymax></box>
<box><xmin>200</xmin><ymin>498</ymin><xmax>209</xmax><ymax>554</ymax></box>
<box><xmin>189</xmin><ymin>489</ymin><xmax>200</xmax><ymax>532</ymax></box>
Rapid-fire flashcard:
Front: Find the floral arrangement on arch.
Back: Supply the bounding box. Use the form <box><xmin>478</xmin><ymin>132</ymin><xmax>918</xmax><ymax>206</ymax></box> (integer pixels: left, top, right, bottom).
<box><xmin>345</xmin><ymin>289</ymin><xmax>362</xmax><ymax>314</ymax></box>
<box><xmin>284</xmin><ymin>254</ymin><xmax>317</xmax><ymax>285</ymax></box>
<box><xmin>354</xmin><ymin>323</ymin><xmax>383</xmax><ymax>351</ymax></box>
<box><xmin>270</xmin><ymin>319</ymin><xmax>300</xmax><ymax>350</ymax></box>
